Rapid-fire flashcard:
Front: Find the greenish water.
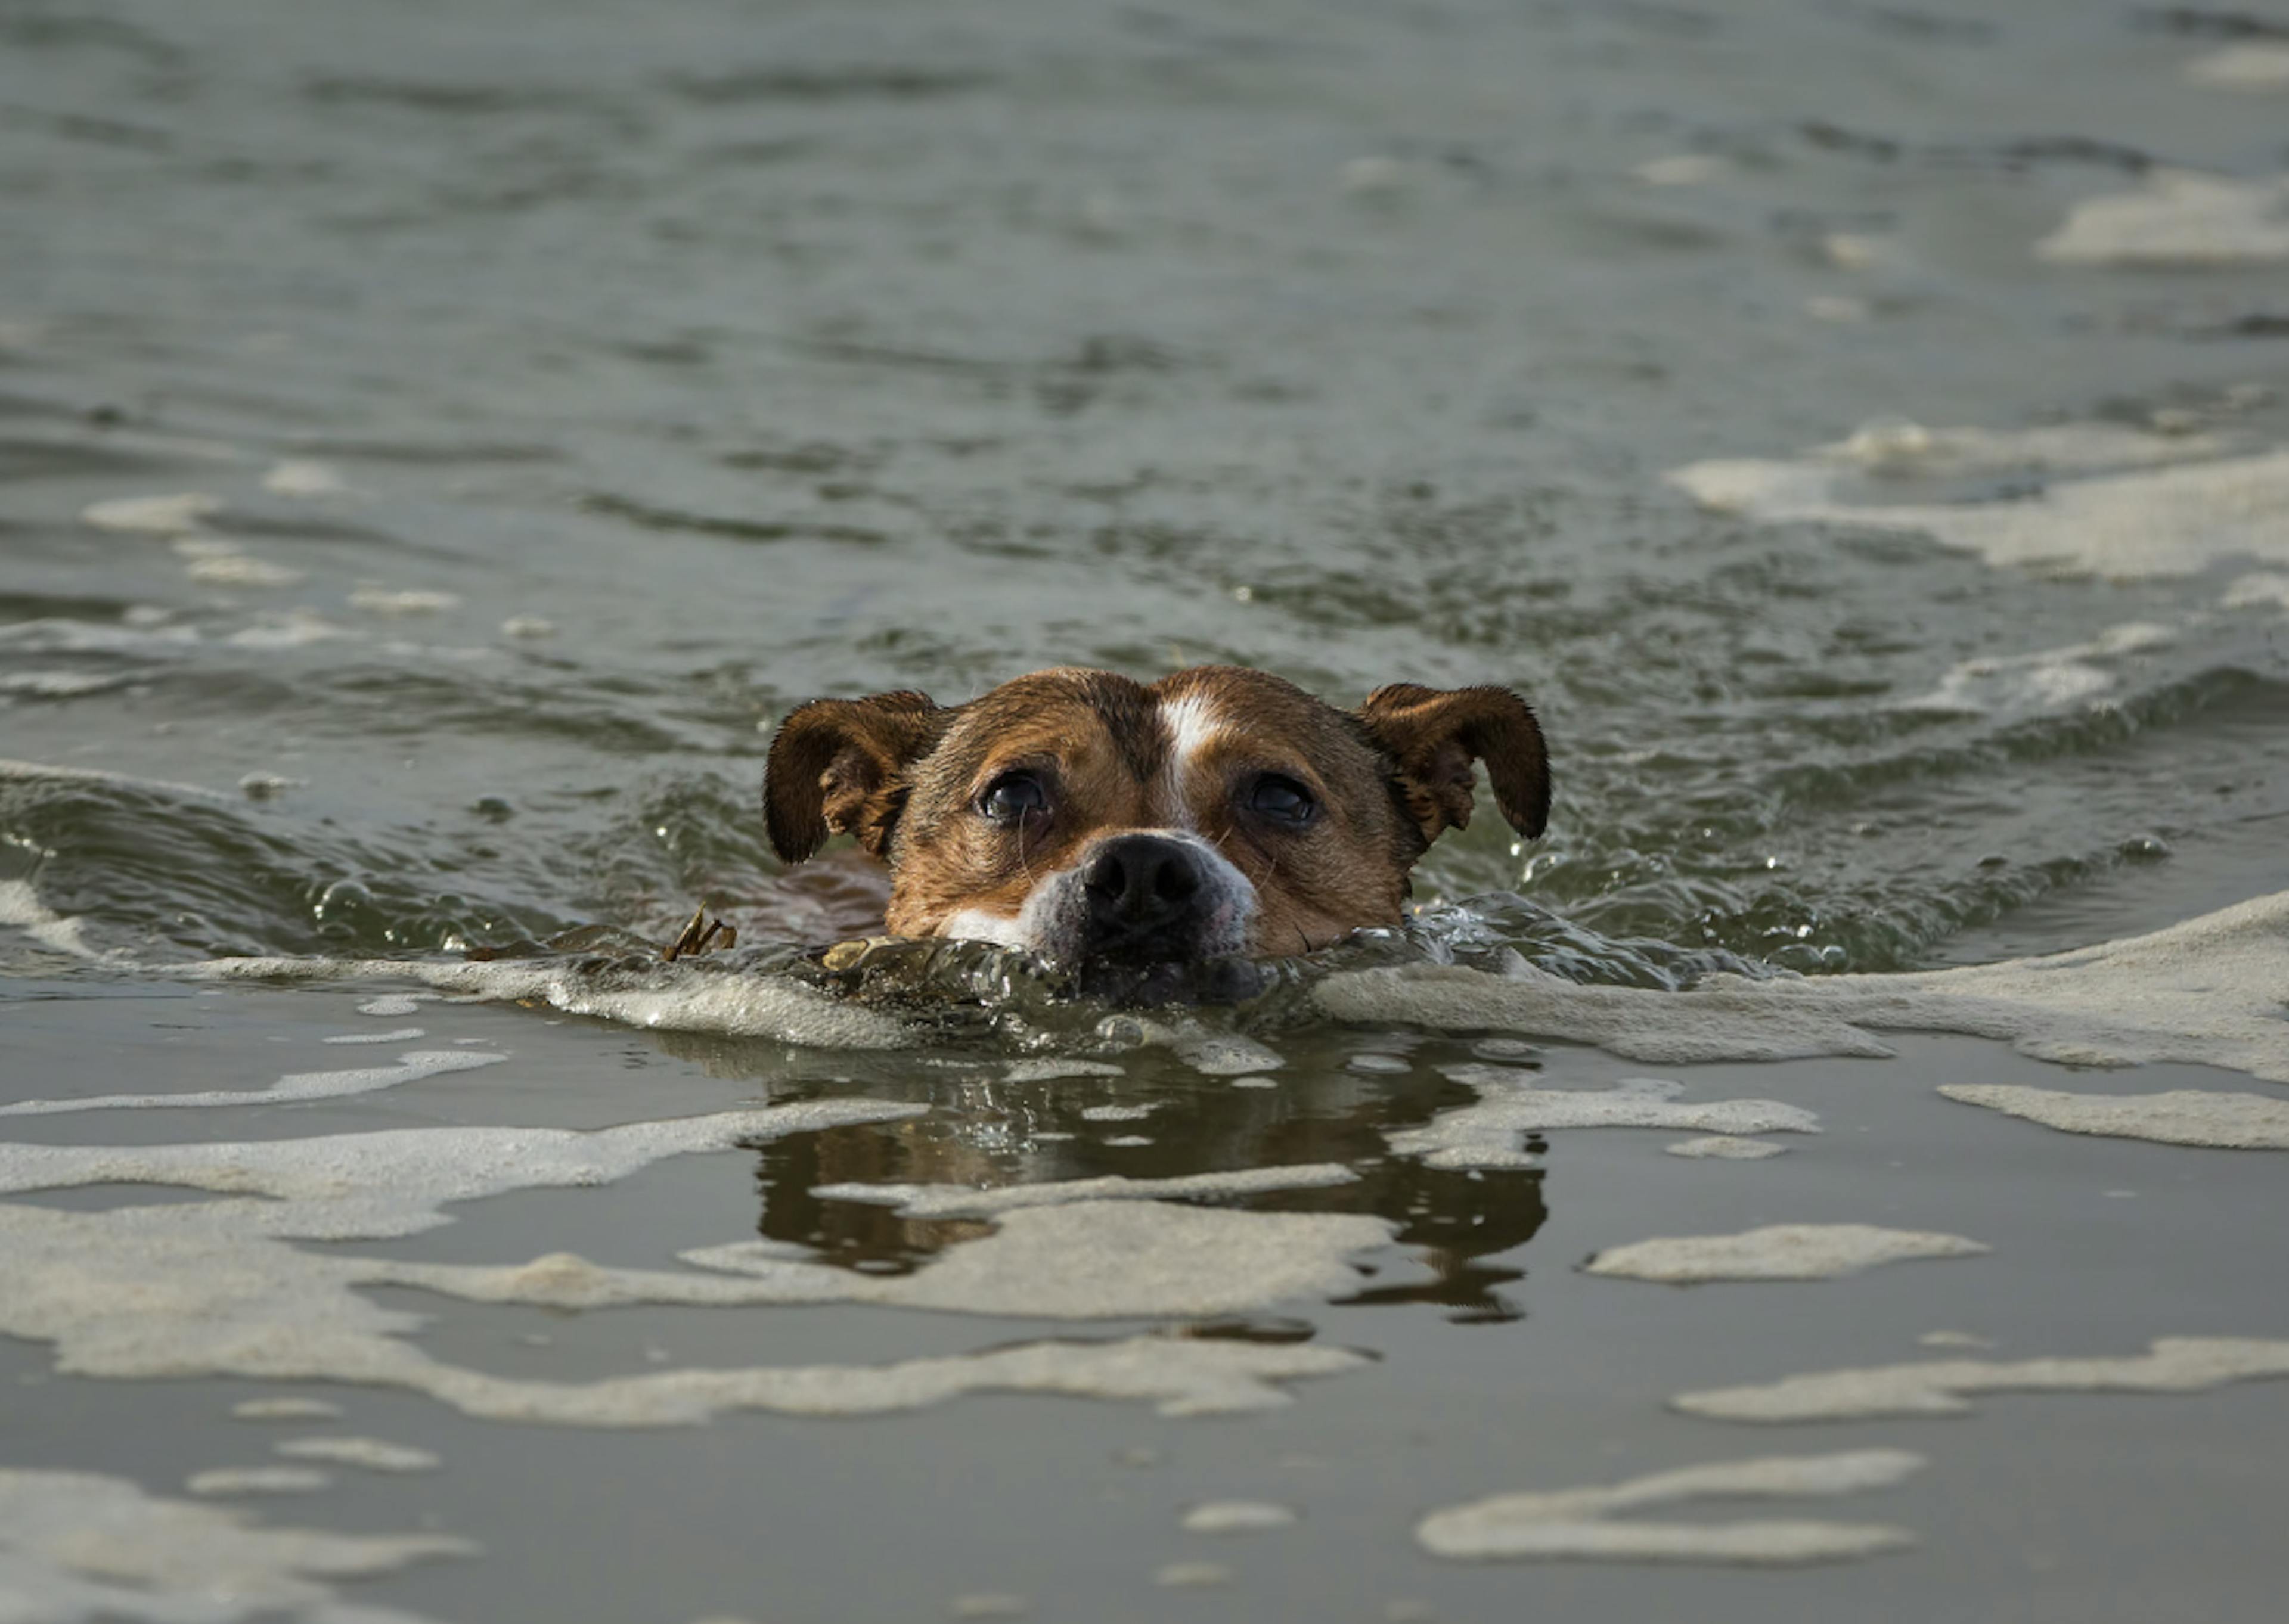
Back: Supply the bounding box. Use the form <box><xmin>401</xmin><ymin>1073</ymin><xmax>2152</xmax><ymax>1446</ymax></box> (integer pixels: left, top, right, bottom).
<box><xmin>5</xmin><ymin>0</ymin><xmax>2285</xmax><ymax>979</ymax></box>
<box><xmin>4</xmin><ymin>2</ymin><xmax>2289</xmax><ymax>1621</ymax></box>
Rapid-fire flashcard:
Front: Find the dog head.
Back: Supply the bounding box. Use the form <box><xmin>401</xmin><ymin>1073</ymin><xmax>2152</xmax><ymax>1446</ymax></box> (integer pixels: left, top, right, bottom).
<box><xmin>764</xmin><ymin>666</ymin><xmax>1547</xmax><ymax>971</ymax></box>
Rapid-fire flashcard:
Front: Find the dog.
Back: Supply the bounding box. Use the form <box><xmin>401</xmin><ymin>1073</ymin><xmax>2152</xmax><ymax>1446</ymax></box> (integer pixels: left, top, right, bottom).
<box><xmin>762</xmin><ymin>666</ymin><xmax>1547</xmax><ymax>980</ymax></box>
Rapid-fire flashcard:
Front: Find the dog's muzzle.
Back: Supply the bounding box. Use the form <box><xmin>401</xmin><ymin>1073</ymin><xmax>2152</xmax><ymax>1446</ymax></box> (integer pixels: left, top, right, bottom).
<box><xmin>1078</xmin><ymin>832</ymin><xmax>1218</xmax><ymax>962</ymax></box>
<box><xmin>998</xmin><ymin>828</ymin><xmax>1255</xmax><ymax>970</ymax></box>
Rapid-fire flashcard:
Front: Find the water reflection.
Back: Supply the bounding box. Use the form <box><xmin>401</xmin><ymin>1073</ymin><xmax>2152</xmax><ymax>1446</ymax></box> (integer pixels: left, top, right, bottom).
<box><xmin>650</xmin><ymin>1027</ymin><xmax>1552</xmax><ymax>1325</ymax></box>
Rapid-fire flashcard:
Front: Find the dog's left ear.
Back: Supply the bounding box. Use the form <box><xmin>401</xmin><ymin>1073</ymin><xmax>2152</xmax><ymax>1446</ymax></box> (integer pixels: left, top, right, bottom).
<box><xmin>763</xmin><ymin>690</ymin><xmax>948</xmax><ymax>862</ymax></box>
<box><xmin>1355</xmin><ymin>683</ymin><xmax>1550</xmax><ymax>844</ymax></box>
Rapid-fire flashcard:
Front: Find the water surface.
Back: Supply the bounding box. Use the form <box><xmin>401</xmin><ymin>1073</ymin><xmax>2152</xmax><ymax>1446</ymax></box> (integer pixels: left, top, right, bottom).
<box><xmin>5</xmin><ymin>2</ymin><xmax>2288</xmax><ymax>1620</ymax></box>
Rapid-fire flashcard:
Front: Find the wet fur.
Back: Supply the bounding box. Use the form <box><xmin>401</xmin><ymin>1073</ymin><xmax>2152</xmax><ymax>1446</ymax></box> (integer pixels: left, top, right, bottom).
<box><xmin>764</xmin><ymin>665</ymin><xmax>1548</xmax><ymax>961</ymax></box>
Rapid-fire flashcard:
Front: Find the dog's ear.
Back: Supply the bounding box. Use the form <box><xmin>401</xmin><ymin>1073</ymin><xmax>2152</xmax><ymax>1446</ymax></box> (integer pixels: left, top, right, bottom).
<box><xmin>763</xmin><ymin>691</ymin><xmax>948</xmax><ymax>862</ymax></box>
<box><xmin>1355</xmin><ymin>683</ymin><xmax>1550</xmax><ymax>844</ymax></box>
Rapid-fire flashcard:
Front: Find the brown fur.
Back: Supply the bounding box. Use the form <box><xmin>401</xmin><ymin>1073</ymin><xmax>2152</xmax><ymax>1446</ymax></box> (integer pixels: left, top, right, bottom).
<box><xmin>1355</xmin><ymin>682</ymin><xmax>1551</xmax><ymax>843</ymax></box>
<box><xmin>763</xmin><ymin>666</ymin><xmax>1549</xmax><ymax>955</ymax></box>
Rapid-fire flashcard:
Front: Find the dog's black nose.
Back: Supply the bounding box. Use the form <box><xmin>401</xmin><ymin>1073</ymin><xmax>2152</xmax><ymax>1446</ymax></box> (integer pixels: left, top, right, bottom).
<box><xmin>1082</xmin><ymin>833</ymin><xmax>1204</xmax><ymax>956</ymax></box>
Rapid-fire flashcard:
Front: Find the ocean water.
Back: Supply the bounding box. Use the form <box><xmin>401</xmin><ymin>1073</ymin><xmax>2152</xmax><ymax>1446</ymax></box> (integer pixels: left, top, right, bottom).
<box><xmin>4</xmin><ymin>2</ymin><xmax>2288</xmax><ymax>1620</ymax></box>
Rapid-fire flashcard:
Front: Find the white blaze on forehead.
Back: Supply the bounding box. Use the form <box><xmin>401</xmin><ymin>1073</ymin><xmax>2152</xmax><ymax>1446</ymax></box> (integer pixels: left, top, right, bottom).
<box><xmin>1156</xmin><ymin>690</ymin><xmax>1230</xmax><ymax>828</ymax></box>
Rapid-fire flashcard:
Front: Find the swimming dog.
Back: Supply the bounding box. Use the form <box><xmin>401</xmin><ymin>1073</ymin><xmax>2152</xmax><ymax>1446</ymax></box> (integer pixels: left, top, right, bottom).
<box><xmin>763</xmin><ymin>666</ymin><xmax>1547</xmax><ymax>977</ymax></box>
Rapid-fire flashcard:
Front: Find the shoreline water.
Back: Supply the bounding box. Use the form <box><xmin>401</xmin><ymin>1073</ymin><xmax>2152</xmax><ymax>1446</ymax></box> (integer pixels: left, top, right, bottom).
<box><xmin>8</xmin><ymin>1</ymin><xmax>2289</xmax><ymax>1617</ymax></box>
<box><xmin>4</xmin><ymin>941</ymin><xmax>2285</xmax><ymax>1621</ymax></box>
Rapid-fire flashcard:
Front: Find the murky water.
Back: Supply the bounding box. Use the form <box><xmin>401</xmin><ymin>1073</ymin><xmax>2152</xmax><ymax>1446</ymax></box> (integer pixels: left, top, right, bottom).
<box><xmin>5</xmin><ymin>2</ymin><xmax>2288</xmax><ymax>1620</ymax></box>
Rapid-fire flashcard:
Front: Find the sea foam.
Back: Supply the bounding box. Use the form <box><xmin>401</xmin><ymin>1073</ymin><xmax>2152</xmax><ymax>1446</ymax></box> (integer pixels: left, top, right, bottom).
<box><xmin>1416</xmin><ymin>1450</ymin><xmax>1924</xmax><ymax>1566</ymax></box>
<box><xmin>1319</xmin><ymin>889</ymin><xmax>2289</xmax><ymax>1085</ymax></box>
<box><xmin>188</xmin><ymin>953</ymin><xmax>915</xmax><ymax>1049</ymax></box>
<box><xmin>0</xmin><ymin>1102</ymin><xmax>1375</xmax><ymax>1426</ymax></box>
<box><xmin>1672</xmin><ymin>1337</ymin><xmax>2289</xmax><ymax>1423</ymax></box>
<box><xmin>1583</xmin><ymin>1224</ymin><xmax>1988</xmax><ymax>1284</ymax></box>
<box><xmin>0</xmin><ymin>1465</ymin><xmax>469</xmax><ymax>1623</ymax></box>
<box><xmin>1666</xmin><ymin>420</ymin><xmax>2289</xmax><ymax>580</ymax></box>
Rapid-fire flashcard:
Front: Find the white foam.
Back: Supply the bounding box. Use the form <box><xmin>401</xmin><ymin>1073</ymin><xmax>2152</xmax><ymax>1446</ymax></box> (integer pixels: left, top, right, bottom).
<box><xmin>80</xmin><ymin>492</ymin><xmax>222</xmax><ymax>534</ymax></box>
<box><xmin>1181</xmin><ymin>1500</ymin><xmax>1298</xmax><ymax>1533</ymax></box>
<box><xmin>1175</xmin><ymin>1034</ymin><xmax>1284</xmax><ymax>1076</ymax></box>
<box><xmin>1317</xmin><ymin>967</ymin><xmax>1896</xmax><ymax>1065</ymax></box>
<box><xmin>1667</xmin><ymin>424</ymin><xmax>2289</xmax><ymax>580</ymax></box>
<box><xmin>1385</xmin><ymin>1072</ymin><xmax>1818</xmax><ymax>1171</ymax></box>
<box><xmin>0</xmin><ymin>1465</ymin><xmax>467</xmax><ymax>1622</ymax></box>
<box><xmin>0</xmin><ymin>619</ymin><xmax>201</xmax><ymax>658</ymax></box>
<box><xmin>227</xmin><ymin>612</ymin><xmax>353</xmax><ymax>650</ymax></box>
<box><xmin>500</xmin><ymin>614</ymin><xmax>557</xmax><ymax>639</ymax></box>
<box><xmin>1823</xmin><ymin>418</ymin><xmax>2228</xmax><ymax>477</ymax></box>
<box><xmin>1918</xmin><ymin>1330</ymin><xmax>1993</xmax><ymax>1350</ymax></box>
<box><xmin>807</xmin><ymin>1164</ymin><xmax>1356</xmax><ymax>1219</ymax></box>
<box><xmin>0</xmin><ymin>758</ymin><xmax>225</xmax><ymax>798</ymax></box>
<box><xmin>1320</xmin><ymin>890</ymin><xmax>2289</xmax><ymax>1084</ymax></box>
<box><xmin>1633</xmin><ymin>153</ymin><xmax>1731</xmax><ymax>186</ymax></box>
<box><xmin>324</xmin><ymin>1027</ymin><xmax>426</xmax><ymax>1044</ymax></box>
<box><xmin>263</xmin><ymin>459</ymin><xmax>351</xmax><ymax>496</ymax></box>
<box><xmin>1904</xmin><ymin>622</ymin><xmax>2175</xmax><ymax>715</ymax></box>
<box><xmin>188</xmin><ymin>955</ymin><xmax>916</xmax><ymax>1049</ymax></box>
<box><xmin>0</xmin><ymin>1048</ymin><xmax>506</xmax><ymax>1117</ymax></box>
<box><xmin>0</xmin><ymin>879</ymin><xmax>94</xmax><ymax>959</ymax></box>
<box><xmin>274</xmin><ymin>1437</ymin><xmax>439</xmax><ymax>1473</ymax></box>
<box><xmin>2179</xmin><ymin>42</ymin><xmax>2289</xmax><ymax>88</ymax></box>
<box><xmin>1584</xmin><ymin>1224</ymin><xmax>1988</xmax><ymax>1284</ymax></box>
<box><xmin>1856</xmin><ymin>892</ymin><xmax>2289</xmax><ymax>1082</ymax></box>
<box><xmin>1416</xmin><ymin>1450</ymin><xmax>1922</xmax><ymax>1566</ymax></box>
<box><xmin>2038</xmin><ymin>172</ymin><xmax>2289</xmax><ymax>266</ymax></box>
<box><xmin>680</xmin><ymin>1200</ymin><xmax>1391</xmax><ymax>1321</ymax></box>
<box><xmin>1079</xmin><ymin>1103</ymin><xmax>1158</xmax><ymax>1122</ymax></box>
<box><xmin>1939</xmin><ymin>1085</ymin><xmax>2289</xmax><ymax>1149</ymax></box>
<box><xmin>358</xmin><ymin>994</ymin><xmax>432</xmax><ymax>1016</ymax></box>
<box><xmin>2223</xmin><ymin>571</ymin><xmax>2289</xmax><ymax>611</ymax></box>
<box><xmin>0</xmin><ymin>1105</ymin><xmax>1372</xmax><ymax>1423</ymax></box>
<box><xmin>1824</xmin><ymin>232</ymin><xmax>1900</xmax><ymax>271</ymax></box>
<box><xmin>1346</xmin><ymin>1053</ymin><xmax>1412</xmax><ymax>1074</ymax></box>
<box><xmin>348</xmin><ymin>586</ymin><xmax>461</xmax><ymax>616</ymax></box>
<box><xmin>187</xmin><ymin>553</ymin><xmax>306</xmax><ymax>589</ymax></box>
<box><xmin>2187</xmin><ymin>43</ymin><xmax>2289</xmax><ymax>89</ymax></box>
<box><xmin>0</xmin><ymin>1104</ymin><xmax>912</xmax><ymax>1235</ymax></box>
<box><xmin>1001</xmin><ymin>1058</ymin><xmax>1125</xmax><ymax>1083</ymax></box>
<box><xmin>233</xmin><ymin>1397</ymin><xmax>346</xmax><ymax>1421</ymax></box>
<box><xmin>1340</xmin><ymin>154</ymin><xmax>1409</xmax><ymax>193</ymax></box>
<box><xmin>1673</xmin><ymin>1337</ymin><xmax>2289</xmax><ymax>1423</ymax></box>
<box><xmin>1664</xmin><ymin>1136</ymin><xmax>1786</xmax><ymax>1160</ymax></box>
<box><xmin>0</xmin><ymin>670</ymin><xmax>129</xmax><ymax>698</ymax></box>
<box><xmin>1154</xmin><ymin>1561</ymin><xmax>1235</xmax><ymax>1587</ymax></box>
<box><xmin>173</xmin><ymin>536</ymin><xmax>299</xmax><ymax>580</ymax></box>
<box><xmin>185</xmin><ymin>1467</ymin><xmax>332</xmax><ymax>1497</ymax></box>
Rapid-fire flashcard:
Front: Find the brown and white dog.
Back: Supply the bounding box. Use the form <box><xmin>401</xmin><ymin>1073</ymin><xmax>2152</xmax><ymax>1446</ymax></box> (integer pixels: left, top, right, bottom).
<box><xmin>763</xmin><ymin>666</ymin><xmax>1547</xmax><ymax>980</ymax></box>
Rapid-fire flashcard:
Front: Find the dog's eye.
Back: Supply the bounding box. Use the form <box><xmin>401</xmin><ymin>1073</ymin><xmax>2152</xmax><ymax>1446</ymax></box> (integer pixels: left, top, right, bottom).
<box><xmin>977</xmin><ymin>771</ymin><xmax>1049</xmax><ymax>825</ymax></box>
<box><xmin>1246</xmin><ymin>774</ymin><xmax>1317</xmax><ymax>827</ymax></box>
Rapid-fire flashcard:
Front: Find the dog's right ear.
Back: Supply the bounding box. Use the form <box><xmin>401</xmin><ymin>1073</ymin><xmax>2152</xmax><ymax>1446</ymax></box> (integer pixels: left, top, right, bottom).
<box><xmin>763</xmin><ymin>691</ymin><xmax>947</xmax><ymax>862</ymax></box>
<box><xmin>1354</xmin><ymin>682</ymin><xmax>1550</xmax><ymax>846</ymax></box>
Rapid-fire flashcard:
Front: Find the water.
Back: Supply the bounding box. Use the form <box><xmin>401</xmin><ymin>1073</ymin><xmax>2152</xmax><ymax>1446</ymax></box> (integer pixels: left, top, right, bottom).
<box><xmin>7</xmin><ymin>0</ymin><xmax>2287</xmax><ymax>976</ymax></box>
<box><xmin>4</xmin><ymin>2</ymin><xmax>2288</xmax><ymax>1620</ymax></box>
